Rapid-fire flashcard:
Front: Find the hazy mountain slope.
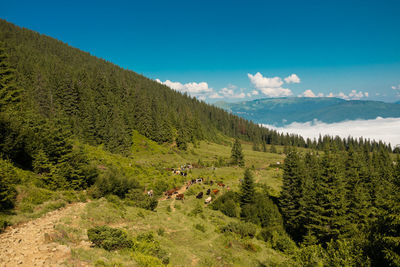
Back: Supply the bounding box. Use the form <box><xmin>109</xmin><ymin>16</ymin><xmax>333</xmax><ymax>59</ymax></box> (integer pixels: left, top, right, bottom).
<box><xmin>215</xmin><ymin>97</ymin><xmax>400</xmax><ymax>126</ymax></box>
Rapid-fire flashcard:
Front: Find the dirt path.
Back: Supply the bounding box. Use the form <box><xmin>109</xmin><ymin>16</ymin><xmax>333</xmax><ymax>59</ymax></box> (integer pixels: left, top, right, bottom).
<box><xmin>0</xmin><ymin>202</ymin><xmax>87</xmax><ymax>267</ymax></box>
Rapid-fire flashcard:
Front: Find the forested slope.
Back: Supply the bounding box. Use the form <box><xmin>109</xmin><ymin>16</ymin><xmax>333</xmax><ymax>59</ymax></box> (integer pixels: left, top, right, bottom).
<box><xmin>0</xmin><ymin>19</ymin><xmax>304</xmax><ymax>155</ymax></box>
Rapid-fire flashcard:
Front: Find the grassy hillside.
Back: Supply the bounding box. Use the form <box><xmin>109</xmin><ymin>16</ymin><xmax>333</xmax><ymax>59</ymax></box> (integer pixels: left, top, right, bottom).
<box><xmin>0</xmin><ymin>131</ymin><xmax>291</xmax><ymax>266</ymax></box>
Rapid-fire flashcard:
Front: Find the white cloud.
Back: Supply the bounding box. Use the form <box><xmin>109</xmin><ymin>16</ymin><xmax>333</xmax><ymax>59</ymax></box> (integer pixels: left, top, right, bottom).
<box><xmin>299</xmin><ymin>89</ymin><xmax>316</xmax><ymax>97</ymax></box>
<box><xmin>156</xmin><ymin>79</ymin><xmax>213</xmax><ymax>94</ymax></box>
<box><xmin>262</xmin><ymin>117</ymin><xmax>400</xmax><ymax>146</ymax></box>
<box><xmin>348</xmin><ymin>90</ymin><xmax>366</xmax><ymax>99</ymax></box>
<box><xmin>392</xmin><ymin>84</ymin><xmax>400</xmax><ymax>90</ymax></box>
<box><xmin>251</xmin><ymin>90</ymin><xmax>259</xmax><ymax>96</ymax></box>
<box><xmin>216</xmin><ymin>86</ymin><xmax>246</xmax><ymax>99</ymax></box>
<box><xmin>248</xmin><ymin>72</ymin><xmax>283</xmax><ymax>88</ymax></box>
<box><xmin>209</xmin><ymin>93</ymin><xmax>223</xmax><ymax>99</ymax></box>
<box><xmin>325</xmin><ymin>90</ymin><xmax>368</xmax><ymax>100</ymax></box>
<box><xmin>233</xmin><ymin>92</ymin><xmax>246</xmax><ymax>98</ymax></box>
<box><xmin>248</xmin><ymin>72</ymin><xmax>293</xmax><ymax>97</ymax></box>
<box><xmin>284</xmin><ymin>74</ymin><xmax>300</xmax><ymax>84</ymax></box>
<box><xmin>259</xmin><ymin>87</ymin><xmax>293</xmax><ymax>97</ymax></box>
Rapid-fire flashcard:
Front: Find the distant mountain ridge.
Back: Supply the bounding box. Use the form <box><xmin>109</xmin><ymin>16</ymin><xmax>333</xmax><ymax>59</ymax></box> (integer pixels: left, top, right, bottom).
<box><xmin>214</xmin><ymin>97</ymin><xmax>400</xmax><ymax>126</ymax></box>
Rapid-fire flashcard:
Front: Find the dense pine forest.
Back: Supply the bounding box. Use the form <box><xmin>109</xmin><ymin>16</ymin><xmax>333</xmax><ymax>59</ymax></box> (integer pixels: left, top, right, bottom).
<box><xmin>0</xmin><ymin>18</ymin><xmax>399</xmax><ymax>266</ymax></box>
<box><xmin>280</xmin><ymin>146</ymin><xmax>400</xmax><ymax>266</ymax></box>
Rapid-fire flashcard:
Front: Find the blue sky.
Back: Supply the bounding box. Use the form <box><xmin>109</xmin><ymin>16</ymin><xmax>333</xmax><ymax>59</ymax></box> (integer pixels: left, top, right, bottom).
<box><xmin>1</xmin><ymin>0</ymin><xmax>400</xmax><ymax>102</ymax></box>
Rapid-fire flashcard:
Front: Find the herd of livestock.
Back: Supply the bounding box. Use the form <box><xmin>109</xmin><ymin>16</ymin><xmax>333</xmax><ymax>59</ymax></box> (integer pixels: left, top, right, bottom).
<box><xmin>163</xmin><ymin>178</ymin><xmax>230</xmax><ymax>204</ymax></box>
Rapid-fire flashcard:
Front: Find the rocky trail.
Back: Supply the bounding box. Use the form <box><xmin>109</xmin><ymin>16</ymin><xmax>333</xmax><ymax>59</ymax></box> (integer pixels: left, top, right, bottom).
<box><xmin>0</xmin><ymin>202</ymin><xmax>88</xmax><ymax>267</ymax></box>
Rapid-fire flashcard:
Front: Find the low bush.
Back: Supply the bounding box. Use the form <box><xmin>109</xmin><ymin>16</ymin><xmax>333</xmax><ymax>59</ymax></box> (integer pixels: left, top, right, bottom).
<box><xmin>0</xmin><ymin>159</ymin><xmax>18</xmax><ymax>211</ymax></box>
<box><xmin>221</xmin><ymin>221</ymin><xmax>257</xmax><ymax>238</ymax></box>
<box><xmin>210</xmin><ymin>191</ymin><xmax>239</xmax><ymax>217</ymax></box>
<box><xmin>87</xmin><ymin>225</ymin><xmax>133</xmax><ymax>251</ymax></box>
<box><xmin>194</xmin><ymin>223</ymin><xmax>206</xmax><ymax>232</ymax></box>
<box><xmin>91</xmin><ymin>167</ymin><xmax>140</xmax><ymax>198</ymax></box>
<box><xmin>189</xmin><ymin>202</ymin><xmax>203</xmax><ymax>216</ymax></box>
<box><xmin>133</xmin><ymin>232</ymin><xmax>169</xmax><ymax>264</ymax></box>
<box><xmin>259</xmin><ymin>227</ymin><xmax>296</xmax><ymax>253</ymax></box>
<box><xmin>125</xmin><ymin>189</ymin><xmax>158</xmax><ymax>211</ymax></box>
<box><xmin>133</xmin><ymin>252</ymin><xmax>164</xmax><ymax>267</ymax></box>
<box><xmin>0</xmin><ymin>218</ymin><xmax>11</xmax><ymax>233</ymax></box>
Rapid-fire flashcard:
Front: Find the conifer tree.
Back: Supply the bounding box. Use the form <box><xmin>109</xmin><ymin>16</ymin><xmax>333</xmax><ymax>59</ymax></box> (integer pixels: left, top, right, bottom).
<box><xmin>0</xmin><ymin>41</ymin><xmax>21</xmax><ymax>112</ymax></box>
<box><xmin>262</xmin><ymin>142</ymin><xmax>267</xmax><ymax>152</ymax></box>
<box><xmin>231</xmin><ymin>138</ymin><xmax>244</xmax><ymax>167</ymax></box>
<box><xmin>240</xmin><ymin>168</ymin><xmax>255</xmax><ymax>207</ymax></box>
<box><xmin>280</xmin><ymin>149</ymin><xmax>305</xmax><ymax>241</ymax></box>
<box><xmin>345</xmin><ymin>146</ymin><xmax>372</xmax><ymax>232</ymax></box>
<box><xmin>308</xmin><ymin>148</ymin><xmax>349</xmax><ymax>244</ymax></box>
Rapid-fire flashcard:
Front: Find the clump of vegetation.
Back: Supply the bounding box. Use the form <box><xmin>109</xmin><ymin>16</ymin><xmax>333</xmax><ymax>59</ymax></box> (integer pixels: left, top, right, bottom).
<box><xmin>90</xmin><ymin>167</ymin><xmax>140</xmax><ymax>198</ymax></box>
<box><xmin>133</xmin><ymin>232</ymin><xmax>169</xmax><ymax>265</ymax></box>
<box><xmin>189</xmin><ymin>202</ymin><xmax>203</xmax><ymax>216</ymax></box>
<box><xmin>211</xmin><ymin>191</ymin><xmax>239</xmax><ymax>217</ymax></box>
<box><xmin>221</xmin><ymin>221</ymin><xmax>257</xmax><ymax>238</ymax></box>
<box><xmin>125</xmin><ymin>189</ymin><xmax>158</xmax><ymax>211</ymax></box>
<box><xmin>231</xmin><ymin>139</ymin><xmax>245</xmax><ymax>167</ymax></box>
<box><xmin>194</xmin><ymin>223</ymin><xmax>206</xmax><ymax>232</ymax></box>
<box><xmin>0</xmin><ymin>159</ymin><xmax>18</xmax><ymax>211</ymax></box>
<box><xmin>0</xmin><ymin>218</ymin><xmax>10</xmax><ymax>233</ymax></box>
<box><xmin>87</xmin><ymin>225</ymin><xmax>133</xmax><ymax>251</ymax></box>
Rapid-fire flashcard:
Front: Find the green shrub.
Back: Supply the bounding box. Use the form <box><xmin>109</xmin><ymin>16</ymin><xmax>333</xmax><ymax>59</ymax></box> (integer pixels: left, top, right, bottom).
<box><xmin>133</xmin><ymin>232</ymin><xmax>169</xmax><ymax>264</ymax></box>
<box><xmin>241</xmin><ymin>240</ymin><xmax>260</xmax><ymax>252</ymax></box>
<box><xmin>19</xmin><ymin>186</ymin><xmax>54</xmax><ymax>205</ymax></box>
<box><xmin>221</xmin><ymin>221</ymin><xmax>257</xmax><ymax>238</ymax></box>
<box><xmin>194</xmin><ymin>223</ymin><xmax>206</xmax><ymax>232</ymax></box>
<box><xmin>92</xmin><ymin>167</ymin><xmax>140</xmax><ymax>198</ymax></box>
<box><xmin>157</xmin><ymin>228</ymin><xmax>165</xmax><ymax>236</ymax></box>
<box><xmin>125</xmin><ymin>189</ymin><xmax>158</xmax><ymax>211</ymax></box>
<box><xmin>260</xmin><ymin>228</ymin><xmax>296</xmax><ymax>253</ymax></box>
<box><xmin>0</xmin><ymin>160</ymin><xmax>18</xmax><ymax>211</ymax></box>
<box><xmin>133</xmin><ymin>252</ymin><xmax>164</xmax><ymax>267</ymax></box>
<box><xmin>325</xmin><ymin>239</ymin><xmax>370</xmax><ymax>267</ymax></box>
<box><xmin>0</xmin><ymin>218</ymin><xmax>11</xmax><ymax>233</ymax></box>
<box><xmin>87</xmin><ymin>225</ymin><xmax>133</xmax><ymax>251</ymax></box>
<box><xmin>293</xmin><ymin>244</ymin><xmax>326</xmax><ymax>267</ymax></box>
<box><xmin>189</xmin><ymin>202</ymin><xmax>203</xmax><ymax>216</ymax></box>
<box><xmin>211</xmin><ymin>191</ymin><xmax>239</xmax><ymax>217</ymax></box>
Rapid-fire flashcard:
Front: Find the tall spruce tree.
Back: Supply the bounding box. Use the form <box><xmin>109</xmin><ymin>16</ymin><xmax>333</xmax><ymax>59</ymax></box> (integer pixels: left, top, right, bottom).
<box><xmin>308</xmin><ymin>148</ymin><xmax>349</xmax><ymax>244</ymax></box>
<box><xmin>0</xmin><ymin>41</ymin><xmax>21</xmax><ymax>112</ymax></box>
<box><xmin>280</xmin><ymin>149</ymin><xmax>305</xmax><ymax>241</ymax></box>
<box><xmin>240</xmin><ymin>168</ymin><xmax>255</xmax><ymax>207</ymax></box>
<box><xmin>231</xmin><ymin>138</ymin><xmax>244</xmax><ymax>167</ymax></box>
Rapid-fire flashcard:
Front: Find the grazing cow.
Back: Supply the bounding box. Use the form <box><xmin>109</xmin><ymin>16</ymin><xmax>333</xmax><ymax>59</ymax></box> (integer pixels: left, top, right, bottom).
<box><xmin>147</xmin><ymin>190</ymin><xmax>153</xmax><ymax>197</ymax></box>
<box><xmin>212</xmin><ymin>189</ymin><xmax>219</xmax><ymax>195</ymax></box>
<box><xmin>196</xmin><ymin>178</ymin><xmax>203</xmax><ymax>183</ymax></box>
<box><xmin>217</xmin><ymin>182</ymin><xmax>225</xmax><ymax>187</ymax></box>
<box><xmin>204</xmin><ymin>196</ymin><xmax>212</xmax><ymax>204</ymax></box>
<box><xmin>165</xmin><ymin>189</ymin><xmax>176</xmax><ymax>196</ymax></box>
<box><xmin>196</xmin><ymin>192</ymin><xmax>203</xmax><ymax>199</ymax></box>
<box><xmin>210</xmin><ymin>180</ymin><xmax>214</xmax><ymax>185</ymax></box>
<box><xmin>191</xmin><ymin>179</ymin><xmax>196</xmax><ymax>184</ymax></box>
<box><xmin>206</xmin><ymin>189</ymin><xmax>211</xmax><ymax>195</ymax></box>
<box><xmin>176</xmin><ymin>194</ymin><xmax>184</xmax><ymax>200</ymax></box>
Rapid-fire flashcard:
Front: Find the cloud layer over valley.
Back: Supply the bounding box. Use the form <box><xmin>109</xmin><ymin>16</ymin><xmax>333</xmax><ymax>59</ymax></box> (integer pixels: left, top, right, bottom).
<box><xmin>263</xmin><ymin>117</ymin><xmax>400</xmax><ymax>147</ymax></box>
